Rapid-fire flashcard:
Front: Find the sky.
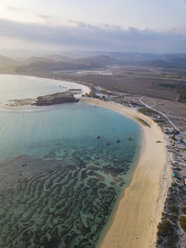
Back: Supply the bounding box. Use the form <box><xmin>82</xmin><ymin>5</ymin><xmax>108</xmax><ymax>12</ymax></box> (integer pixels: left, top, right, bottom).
<box><xmin>0</xmin><ymin>0</ymin><xmax>186</xmax><ymax>55</ymax></box>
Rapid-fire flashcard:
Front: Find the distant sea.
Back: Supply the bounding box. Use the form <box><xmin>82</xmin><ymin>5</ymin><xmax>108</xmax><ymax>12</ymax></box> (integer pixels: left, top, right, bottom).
<box><xmin>0</xmin><ymin>75</ymin><xmax>140</xmax><ymax>248</ymax></box>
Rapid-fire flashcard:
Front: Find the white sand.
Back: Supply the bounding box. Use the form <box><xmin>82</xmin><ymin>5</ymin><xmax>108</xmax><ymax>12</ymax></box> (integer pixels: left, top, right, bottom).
<box><xmin>81</xmin><ymin>98</ymin><xmax>172</xmax><ymax>248</ymax></box>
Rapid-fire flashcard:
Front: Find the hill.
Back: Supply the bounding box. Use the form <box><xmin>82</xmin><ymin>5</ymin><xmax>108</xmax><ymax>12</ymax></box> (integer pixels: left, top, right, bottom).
<box><xmin>0</xmin><ymin>55</ymin><xmax>19</xmax><ymax>73</ymax></box>
<box><xmin>16</xmin><ymin>61</ymin><xmax>93</xmax><ymax>73</ymax></box>
<box><xmin>16</xmin><ymin>55</ymin><xmax>123</xmax><ymax>73</ymax></box>
<box><xmin>72</xmin><ymin>55</ymin><xmax>122</xmax><ymax>67</ymax></box>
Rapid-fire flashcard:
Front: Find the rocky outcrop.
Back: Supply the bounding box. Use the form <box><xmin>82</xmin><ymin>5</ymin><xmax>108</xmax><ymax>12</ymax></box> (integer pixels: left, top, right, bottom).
<box><xmin>33</xmin><ymin>92</ymin><xmax>79</xmax><ymax>106</ymax></box>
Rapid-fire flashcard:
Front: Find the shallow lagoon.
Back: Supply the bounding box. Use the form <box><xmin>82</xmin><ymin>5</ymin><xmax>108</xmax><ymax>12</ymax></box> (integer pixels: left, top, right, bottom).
<box><xmin>0</xmin><ymin>97</ymin><xmax>140</xmax><ymax>247</ymax></box>
<box><xmin>0</xmin><ymin>74</ymin><xmax>90</xmax><ymax>108</ymax></box>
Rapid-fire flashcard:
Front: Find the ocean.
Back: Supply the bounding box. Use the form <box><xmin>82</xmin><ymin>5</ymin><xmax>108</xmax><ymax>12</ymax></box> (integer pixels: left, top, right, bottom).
<box><xmin>0</xmin><ymin>75</ymin><xmax>140</xmax><ymax>248</ymax></box>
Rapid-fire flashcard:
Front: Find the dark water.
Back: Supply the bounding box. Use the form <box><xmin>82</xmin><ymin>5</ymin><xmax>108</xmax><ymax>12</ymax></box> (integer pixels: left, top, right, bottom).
<box><xmin>0</xmin><ymin>103</ymin><xmax>140</xmax><ymax>248</ymax></box>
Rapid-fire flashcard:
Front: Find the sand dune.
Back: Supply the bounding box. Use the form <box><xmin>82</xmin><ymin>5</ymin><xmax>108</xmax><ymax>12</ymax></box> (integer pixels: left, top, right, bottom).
<box><xmin>81</xmin><ymin>98</ymin><xmax>171</xmax><ymax>248</ymax></box>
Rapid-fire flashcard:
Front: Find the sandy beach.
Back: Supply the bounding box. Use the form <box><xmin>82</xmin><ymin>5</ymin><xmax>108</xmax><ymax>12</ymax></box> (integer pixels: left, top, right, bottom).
<box><xmin>81</xmin><ymin>98</ymin><xmax>172</xmax><ymax>248</ymax></box>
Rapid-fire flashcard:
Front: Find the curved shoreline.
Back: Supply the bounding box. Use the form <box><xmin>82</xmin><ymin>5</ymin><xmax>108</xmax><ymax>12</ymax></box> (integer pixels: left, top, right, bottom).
<box><xmin>0</xmin><ymin>74</ymin><xmax>90</xmax><ymax>109</ymax></box>
<box><xmin>81</xmin><ymin>98</ymin><xmax>172</xmax><ymax>248</ymax></box>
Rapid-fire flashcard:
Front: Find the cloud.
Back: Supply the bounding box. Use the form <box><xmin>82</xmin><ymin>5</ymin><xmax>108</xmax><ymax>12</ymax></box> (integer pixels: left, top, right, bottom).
<box><xmin>36</xmin><ymin>14</ymin><xmax>49</xmax><ymax>20</ymax></box>
<box><xmin>0</xmin><ymin>18</ymin><xmax>185</xmax><ymax>53</ymax></box>
<box><xmin>6</xmin><ymin>6</ymin><xmax>49</xmax><ymax>21</ymax></box>
<box><xmin>6</xmin><ymin>5</ymin><xmax>20</xmax><ymax>12</ymax></box>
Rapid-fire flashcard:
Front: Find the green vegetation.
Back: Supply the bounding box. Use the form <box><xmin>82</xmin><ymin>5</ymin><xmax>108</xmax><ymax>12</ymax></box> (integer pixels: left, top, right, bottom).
<box><xmin>158</xmin><ymin>83</ymin><xmax>177</xmax><ymax>89</ymax></box>
<box><xmin>138</xmin><ymin>108</ymin><xmax>158</xmax><ymax>115</ymax></box>
<box><xmin>155</xmin><ymin>119</ymin><xmax>165</xmax><ymax>124</ymax></box>
<box><xmin>182</xmin><ymin>206</ymin><xmax>186</xmax><ymax>215</ymax></box>
<box><xmin>180</xmin><ymin>138</ymin><xmax>184</xmax><ymax>143</ymax></box>
<box><xmin>171</xmin><ymin>135</ymin><xmax>177</xmax><ymax>141</ymax></box>
<box><xmin>101</xmin><ymin>95</ymin><xmax>107</xmax><ymax>101</ymax></box>
<box><xmin>177</xmin><ymin>88</ymin><xmax>186</xmax><ymax>102</ymax></box>
<box><xmin>100</xmin><ymin>89</ymin><xmax>108</xmax><ymax>94</ymax></box>
<box><xmin>157</xmin><ymin>219</ymin><xmax>174</xmax><ymax>238</ymax></box>
<box><xmin>180</xmin><ymin>216</ymin><xmax>186</xmax><ymax>232</ymax></box>
<box><xmin>168</xmin><ymin>205</ymin><xmax>179</xmax><ymax>214</ymax></box>
<box><xmin>86</xmin><ymin>91</ymin><xmax>97</xmax><ymax>98</ymax></box>
<box><xmin>171</xmin><ymin>182</ymin><xmax>177</xmax><ymax>187</ymax></box>
<box><xmin>135</xmin><ymin>117</ymin><xmax>151</xmax><ymax>128</ymax></box>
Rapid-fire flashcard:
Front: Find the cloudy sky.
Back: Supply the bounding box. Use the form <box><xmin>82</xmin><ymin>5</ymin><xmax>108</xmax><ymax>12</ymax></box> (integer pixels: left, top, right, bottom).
<box><xmin>0</xmin><ymin>0</ymin><xmax>186</xmax><ymax>55</ymax></box>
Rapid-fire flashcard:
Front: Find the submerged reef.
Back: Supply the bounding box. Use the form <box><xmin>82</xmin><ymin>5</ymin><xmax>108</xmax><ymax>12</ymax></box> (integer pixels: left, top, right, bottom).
<box><xmin>0</xmin><ymin>139</ymin><xmax>137</xmax><ymax>248</ymax></box>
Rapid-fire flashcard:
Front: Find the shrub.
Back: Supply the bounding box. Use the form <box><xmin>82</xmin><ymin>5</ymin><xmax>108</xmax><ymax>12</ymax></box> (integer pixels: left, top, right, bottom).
<box><xmin>168</xmin><ymin>205</ymin><xmax>179</xmax><ymax>214</ymax></box>
<box><xmin>171</xmin><ymin>182</ymin><xmax>177</xmax><ymax>187</ymax></box>
<box><xmin>134</xmin><ymin>117</ymin><xmax>151</xmax><ymax>128</ymax></box>
<box><xmin>157</xmin><ymin>219</ymin><xmax>174</xmax><ymax>237</ymax></box>
<box><xmin>88</xmin><ymin>91</ymin><xmax>97</xmax><ymax>98</ymax></box>
<box><xmin>171</xmin><ymin>135</ymin><xmax>176</xmax><ymax>141</ymax></box>
<box><xmin>138</xmin><ymin>108</ymin><xmax>158</xmax><ymax>115</ymax></box>
<box><xmin>180</xmin><ymin>216</ymin><xmax>186</xmax><ymax>232</ymax></box>
<box><xmin>182</xmin><ymin>206</ymin><xmax>186</xmax><ymax>215</ymax></box>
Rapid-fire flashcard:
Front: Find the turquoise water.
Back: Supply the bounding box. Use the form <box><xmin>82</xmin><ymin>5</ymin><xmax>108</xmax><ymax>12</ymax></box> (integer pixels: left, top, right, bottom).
<box><xmin>0</xmin><ymin>102</ymin><xmax>140</xmax><ymax>248</ymax></box>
